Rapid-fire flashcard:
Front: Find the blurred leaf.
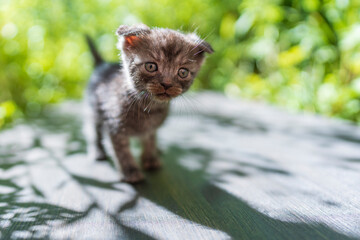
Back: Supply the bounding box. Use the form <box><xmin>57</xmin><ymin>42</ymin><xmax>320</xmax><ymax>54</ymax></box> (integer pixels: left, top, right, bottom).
<box><xmin>0</xmin><ymin>0</ymin><xmax>360</xmax><ymax>127</ymax></box>
<box><xmin>220</xmin><ymin>13</ymin><xmax>237</xmax><ymax>39</ymax></box>
<box><xmin>278</xmin><ymin>46</ymin><xmax>306</xmax><ymax>67</ymax></box>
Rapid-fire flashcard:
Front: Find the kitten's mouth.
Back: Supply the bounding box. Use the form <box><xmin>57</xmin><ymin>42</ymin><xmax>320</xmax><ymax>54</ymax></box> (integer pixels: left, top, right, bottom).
<box><xmin>155</xmin><ymin>93</ymin><xmax>171</xmax><ymax>101</ymax></box>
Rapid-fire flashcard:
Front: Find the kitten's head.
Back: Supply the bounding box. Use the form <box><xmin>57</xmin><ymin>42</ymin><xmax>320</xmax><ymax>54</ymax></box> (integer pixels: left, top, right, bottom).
<box><xmin>116</xmin><ymin>24</ymin><xmax>213</xmax><ymax>102</ymax></box>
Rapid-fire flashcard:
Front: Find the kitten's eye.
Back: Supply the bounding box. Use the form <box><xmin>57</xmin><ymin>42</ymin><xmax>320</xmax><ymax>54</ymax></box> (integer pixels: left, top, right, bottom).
<box><xmin>145</xmin><ymin>62</ymin><xmax>158</xmax><ymax>72</ymax></box>
<box><xmin>178</xmin><ymin>68</ymin><xmax>189</xmax><ymax>78</ymax></box>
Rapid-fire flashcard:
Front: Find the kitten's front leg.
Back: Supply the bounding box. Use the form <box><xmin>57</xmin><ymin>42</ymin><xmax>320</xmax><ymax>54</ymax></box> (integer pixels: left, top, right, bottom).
<box><xmin>110</xmin><ymin>133</ymin><xmax>144</xmax><ymax>183</ymax></box>
<box><xmin>141</xmin><ymin>132</ymin><xmax>162</xmax><ymax>170</ymax></box>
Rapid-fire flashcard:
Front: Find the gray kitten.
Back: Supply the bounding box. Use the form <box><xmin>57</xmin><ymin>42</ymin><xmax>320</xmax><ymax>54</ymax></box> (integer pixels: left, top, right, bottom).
<box><xmin>86</xmin><ymin>24</ymin><xmax>213</xmax><ymax>183</ymax></box>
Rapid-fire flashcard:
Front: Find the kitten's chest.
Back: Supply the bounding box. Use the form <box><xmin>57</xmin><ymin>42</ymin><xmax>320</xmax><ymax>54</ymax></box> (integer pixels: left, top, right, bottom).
<box><xmin>121</xmin><ymin>103</ymin><xmax>169</xmax><ymax>135</ymax></box>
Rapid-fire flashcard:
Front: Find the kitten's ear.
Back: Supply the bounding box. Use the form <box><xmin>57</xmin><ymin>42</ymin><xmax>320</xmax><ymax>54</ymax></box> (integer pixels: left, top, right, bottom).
<box><xmin>116</xmin><ymin>24</ymin><xmax>150</xmax><ymax>47</ymax></box>
<box><xmin>187</xmin><ymin>33</ymin><xmax>214</xmax><ymax>54</ymax></box>
<box><xmin>198</xmin><ymin>41</ymin><xmax>214</xmax><ymax>54</ymax></box>
<box><xmin>116</xmin><ymin>24</ymin><xmax>150</xmax><ymax>36</ymax></box>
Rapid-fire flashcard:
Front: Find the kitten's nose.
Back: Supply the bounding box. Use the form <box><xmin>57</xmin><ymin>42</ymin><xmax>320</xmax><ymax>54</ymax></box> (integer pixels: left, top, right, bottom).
<box><xmin>161</xmin><ymin>82</ymin><xmax>172</xmax><ymax>90</ymax></box>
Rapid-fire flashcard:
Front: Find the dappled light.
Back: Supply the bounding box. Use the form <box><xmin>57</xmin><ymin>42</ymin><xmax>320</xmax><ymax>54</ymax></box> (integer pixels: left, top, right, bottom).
<box><xmin>0</xmin><ymin>93</ymin><xmax>359</xmax><ymax>239</ymax></box>
<box><xmin>2</xmin><ymin>1</ymin><xmax>360</xmax><ymax>239</ymax></box>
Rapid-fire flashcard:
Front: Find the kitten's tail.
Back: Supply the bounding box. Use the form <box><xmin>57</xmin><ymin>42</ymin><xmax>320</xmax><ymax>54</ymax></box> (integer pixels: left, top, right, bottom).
<box><xmin>85</xmin><ymin>35</ymin><xmax>103</xmax><ymax>66</ymax></box>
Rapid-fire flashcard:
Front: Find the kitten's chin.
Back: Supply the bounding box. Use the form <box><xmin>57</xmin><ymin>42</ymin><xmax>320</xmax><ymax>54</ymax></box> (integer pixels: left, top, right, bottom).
<box><xmin>154</xmin><ymin>93</ymin><xmax>172</xmax><ymax>102</ymax></box>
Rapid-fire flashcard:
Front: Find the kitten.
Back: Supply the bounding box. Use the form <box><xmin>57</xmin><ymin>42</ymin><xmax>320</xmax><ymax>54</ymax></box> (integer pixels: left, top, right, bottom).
<box><xmin>86</xmin><ymin>24</ymin><xmax>213</xmax><ymax>183</ymax></box>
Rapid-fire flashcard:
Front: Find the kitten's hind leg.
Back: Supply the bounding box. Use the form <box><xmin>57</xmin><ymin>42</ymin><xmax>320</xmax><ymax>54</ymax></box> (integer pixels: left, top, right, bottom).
<box><xmin>94</xmin><ymin>117</ymin><xmax>107</xmax><ymax>161</ymax></box>
<box><xmin>110</xmin><ymin>134</ymin><xmax>144</xmax><ymax>183</ymax></box>
<box><xmin>84</xmin><ymin>102</ymin><xmax>107</xmax><ymax>161</ymax></box>
<box><xmin>141</xmin><ymin>132</ymin><xmax>162</xmax><ymax>171</ymax></box>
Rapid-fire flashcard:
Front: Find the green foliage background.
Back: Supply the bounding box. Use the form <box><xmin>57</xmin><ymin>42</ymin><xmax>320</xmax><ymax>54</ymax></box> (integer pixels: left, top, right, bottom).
<box><xmin>1</xmin><ymin>0</ymin><xmax>360</xmax><ymax>127</ymax></box>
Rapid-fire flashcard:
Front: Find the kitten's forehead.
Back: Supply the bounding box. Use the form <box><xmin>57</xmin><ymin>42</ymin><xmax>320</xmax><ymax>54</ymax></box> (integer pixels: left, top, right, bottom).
<box><xmin>118</xmin><ymin>25</ymin><xmax>212</xmax><ymax>65</ymax></box>
<box><xmin>149</xmin><ymin>29</ymin><xmax>190</xmax><ymax>44</ymax></box>
<box><xmin>147</xmin><ymin>29</ymin><xmax>193</xmax><ymax>55</ymax></box>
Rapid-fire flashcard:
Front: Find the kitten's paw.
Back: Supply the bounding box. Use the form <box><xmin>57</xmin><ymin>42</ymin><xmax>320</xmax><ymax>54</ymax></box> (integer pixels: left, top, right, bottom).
<box><xmin>142</xmin><ymin>156</ymin><xmax>162</xmax><ymax>171</ymax></box>
<box><xmin>123</xmin><ymin>168</ymin><xmax>145</xmax><ymax>184</ymax></box>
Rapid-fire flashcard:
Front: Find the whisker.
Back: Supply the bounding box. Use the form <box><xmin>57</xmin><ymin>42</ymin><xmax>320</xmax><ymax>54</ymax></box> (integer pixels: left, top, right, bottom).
<box><xmin>181</xmin><ymin>94</ymin><xmax>200</xmax><ymax>118</ymax></box>
<box><xmin>144</xmin><ymin>93</ymin><xmax>153</xmax><ymax>113</ymax></box>
<box><xmin>179</xmin><ymin>95</ymin><xmax>191</xmax><ymax>118</ymax></box>
<box><xmin>189</xmin><ymin>30</ymin><xmax>214</xmax><ymax>54</ymax></box>
<box><xmin>193</xmin><ymin>50</ymin><xmax>204</xmax><ymax>56</ymax></box>
<box><xmin>137</xmin><ymin>91</ymin><xmax>147</xmax><ymax>121</ymax></box>
<box><xmin>200</xmin><ymin>29</ymin><xmax>214</xmax><ymax>42</ymax></box>
<box><xmin>124</xmin><ymin>91</ymin><xmax>141</xmax><ymax>120</ymax></box>
<box><xmin>148</xmin><ymin>96</ymin><xmax>155</xmax><ymax>113</ymax></box>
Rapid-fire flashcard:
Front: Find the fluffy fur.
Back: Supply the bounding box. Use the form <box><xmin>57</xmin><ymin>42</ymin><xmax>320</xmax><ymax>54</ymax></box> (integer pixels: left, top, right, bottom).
<box><xmin>87</xmin><ymin>24</ymin><xmax>213</xmax><ymax>183</ymax></box>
